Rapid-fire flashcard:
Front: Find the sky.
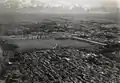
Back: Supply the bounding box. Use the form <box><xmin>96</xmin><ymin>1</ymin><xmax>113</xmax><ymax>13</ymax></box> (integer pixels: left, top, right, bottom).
<box><xmin>0</xmin><ymin>0</ymin><xmax>103</xmax><ymax>8</ymax></box>
<box><xmin>37</xmin><ymin>0</ymin><xmax>102</xmax><ymax>7</ymax></box>
<box><xmin>0</xmin><ymin>0</ymin><xmax>119</xmax><ymax>9</ymax></box>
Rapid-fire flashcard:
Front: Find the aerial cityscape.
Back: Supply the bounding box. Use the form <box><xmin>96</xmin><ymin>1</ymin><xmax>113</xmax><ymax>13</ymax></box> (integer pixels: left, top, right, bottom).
<box><xmin>0</xmin><ymin>0</ymin><xmax>120</xmax><ymax>83</ymax></box>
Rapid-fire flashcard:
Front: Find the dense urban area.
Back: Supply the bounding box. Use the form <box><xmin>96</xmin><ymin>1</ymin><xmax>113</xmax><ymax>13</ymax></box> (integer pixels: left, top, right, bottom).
<box><xmin>1</xmin><ymin>18</ymin><xmax>120</xmax><ymax>83</ymax></box>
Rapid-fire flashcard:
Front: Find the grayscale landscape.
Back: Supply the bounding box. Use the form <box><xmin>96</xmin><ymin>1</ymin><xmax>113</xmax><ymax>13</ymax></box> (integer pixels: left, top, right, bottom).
<box><xmin>0</xmin><ymin>0</ymin><xmax>120</xmax><ymax>83</ymax></box>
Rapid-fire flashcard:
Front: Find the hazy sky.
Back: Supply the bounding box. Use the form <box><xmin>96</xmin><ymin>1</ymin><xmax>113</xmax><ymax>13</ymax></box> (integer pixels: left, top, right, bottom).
<box><xmin>38</xmin><ymin>0</ymin><xmax>102</xmax><ymax>7</ymax></box>
<box><xmin>0</xmin><ymin>0</ymin><xmax>119</xmax><ymax>9</ymax></box>
<box><xmin>0</xmin><ymin>0</ymin><xmax>102</xmax><ymax>8</ymax></box>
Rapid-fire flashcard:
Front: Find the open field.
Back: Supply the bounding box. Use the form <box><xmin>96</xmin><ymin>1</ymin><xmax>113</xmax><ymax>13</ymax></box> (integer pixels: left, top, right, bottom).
<box><xmin>0</xmin><ymin>36</ymin><xmax>94</xmax><ymax>52</ymax></box>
